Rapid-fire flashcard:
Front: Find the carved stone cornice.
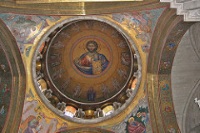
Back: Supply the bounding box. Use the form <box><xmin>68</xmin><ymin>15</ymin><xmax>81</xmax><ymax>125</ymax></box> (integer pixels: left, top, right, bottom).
<box><xmin>160</xmin><ymin>0</ymin><xmax>200</xmax><ymax>21</ymax></box>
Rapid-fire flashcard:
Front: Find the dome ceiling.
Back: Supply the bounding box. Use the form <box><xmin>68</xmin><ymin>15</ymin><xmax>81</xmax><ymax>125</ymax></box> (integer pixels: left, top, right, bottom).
<box><xmin>45</xmin><ymin>20</ymin><xmax>133</xmax><ymax>104</ymax></box>
<box><xmin>34</xmin><ymin>18</ymin><xmax>140</xmax><ymax>122</ymax></box>
<box><xmin>0</xmin><ymin>1</ymin><xmax>196</xmax><ymax>132</ymax></box>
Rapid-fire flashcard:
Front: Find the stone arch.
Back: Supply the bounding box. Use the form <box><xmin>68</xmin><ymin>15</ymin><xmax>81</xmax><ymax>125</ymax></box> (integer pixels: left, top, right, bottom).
<box><xmin>0</xmin><ymin>19</ymin><xmax>26</xmax><ymax>132</ymax></box>
<box><xmin>147</xmin><ymin>7</ymin><xmax>194</xmax><ymax>133</ymax></box>
<box><xmin>172</xmin><ymin>22</ymin><xmax>200</xmax><ymax>133</ymax></box>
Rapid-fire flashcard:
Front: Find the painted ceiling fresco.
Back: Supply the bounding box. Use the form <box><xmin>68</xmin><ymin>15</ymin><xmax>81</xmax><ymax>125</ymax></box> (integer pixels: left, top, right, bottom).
<box><xmin>44</xmin><ymin>20</ymin><xmax>134</xmax><ymax>104</ymax></box>
<box><xmin>0</xmin><ymin>3</ymin><xmax>189</xmax><ymax>133</ymax></box>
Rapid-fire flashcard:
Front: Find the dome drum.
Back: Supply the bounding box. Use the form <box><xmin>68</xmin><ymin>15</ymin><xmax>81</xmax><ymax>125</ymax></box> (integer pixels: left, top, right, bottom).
<box><xmin>33</xmin><ymin>18</ymin><xmax>141</xmax><ymax>123</ymax></box>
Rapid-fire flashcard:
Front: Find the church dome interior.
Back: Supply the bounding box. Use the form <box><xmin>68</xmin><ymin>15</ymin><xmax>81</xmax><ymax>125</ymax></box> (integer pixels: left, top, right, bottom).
<box><xmin>0</xmin><ymin>0</ymin><xmax>200</xmax><ymax>133</ymax></box>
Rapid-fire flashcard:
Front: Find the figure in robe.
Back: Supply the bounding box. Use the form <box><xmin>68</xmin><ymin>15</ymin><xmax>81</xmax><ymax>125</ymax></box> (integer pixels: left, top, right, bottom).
<box><xmin>128</xmin><ymin>117</ymin><xmax>145</xmax><ymax>133</ymax></box>
<box><xmin>74</xmin><ymin>40</ymin><xmax>109</xmax><ymax>75</ymax></box>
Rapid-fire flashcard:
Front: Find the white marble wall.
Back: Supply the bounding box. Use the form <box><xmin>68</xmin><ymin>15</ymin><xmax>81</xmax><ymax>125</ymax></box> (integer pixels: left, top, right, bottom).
<box><xmin>160</xmin><ymin>0</ymin><xmax>200</xmax><ymax>21</ymax></box>
<box><xmin>172</xmin><ymin>22</ymin><xmax>200</xmax><ymax>133</ymax></box>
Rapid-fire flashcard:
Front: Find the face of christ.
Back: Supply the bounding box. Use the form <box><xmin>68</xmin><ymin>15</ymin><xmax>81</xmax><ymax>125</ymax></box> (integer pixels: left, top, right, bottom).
<box><xmin>86</xmin><ymin>41</ymin><xmax>98</xmax><ymax>53</ymax></box>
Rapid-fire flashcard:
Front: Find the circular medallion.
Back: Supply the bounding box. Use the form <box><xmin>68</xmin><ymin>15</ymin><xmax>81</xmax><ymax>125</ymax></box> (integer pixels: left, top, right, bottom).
<box><xmin>45</xmin><ymin>20</ymin><xmax>133</xmax><ymax>104</ymax></box>
<box><xmin>33</xmin><ymin>17</ymin><xmax>141</xmax><ymax>122</ymax></box>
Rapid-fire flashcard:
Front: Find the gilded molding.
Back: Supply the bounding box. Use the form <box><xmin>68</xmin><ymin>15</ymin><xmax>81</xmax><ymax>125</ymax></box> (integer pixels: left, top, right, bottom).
<box><xmin>15</xmin><ymin>0</ymin><xmax>143</xmax><ymax>4</ymax></box>
<box><xmin>0</xmin><ymin>0</ymin><xmax>167</xmax><ymax>15</ymax></box>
